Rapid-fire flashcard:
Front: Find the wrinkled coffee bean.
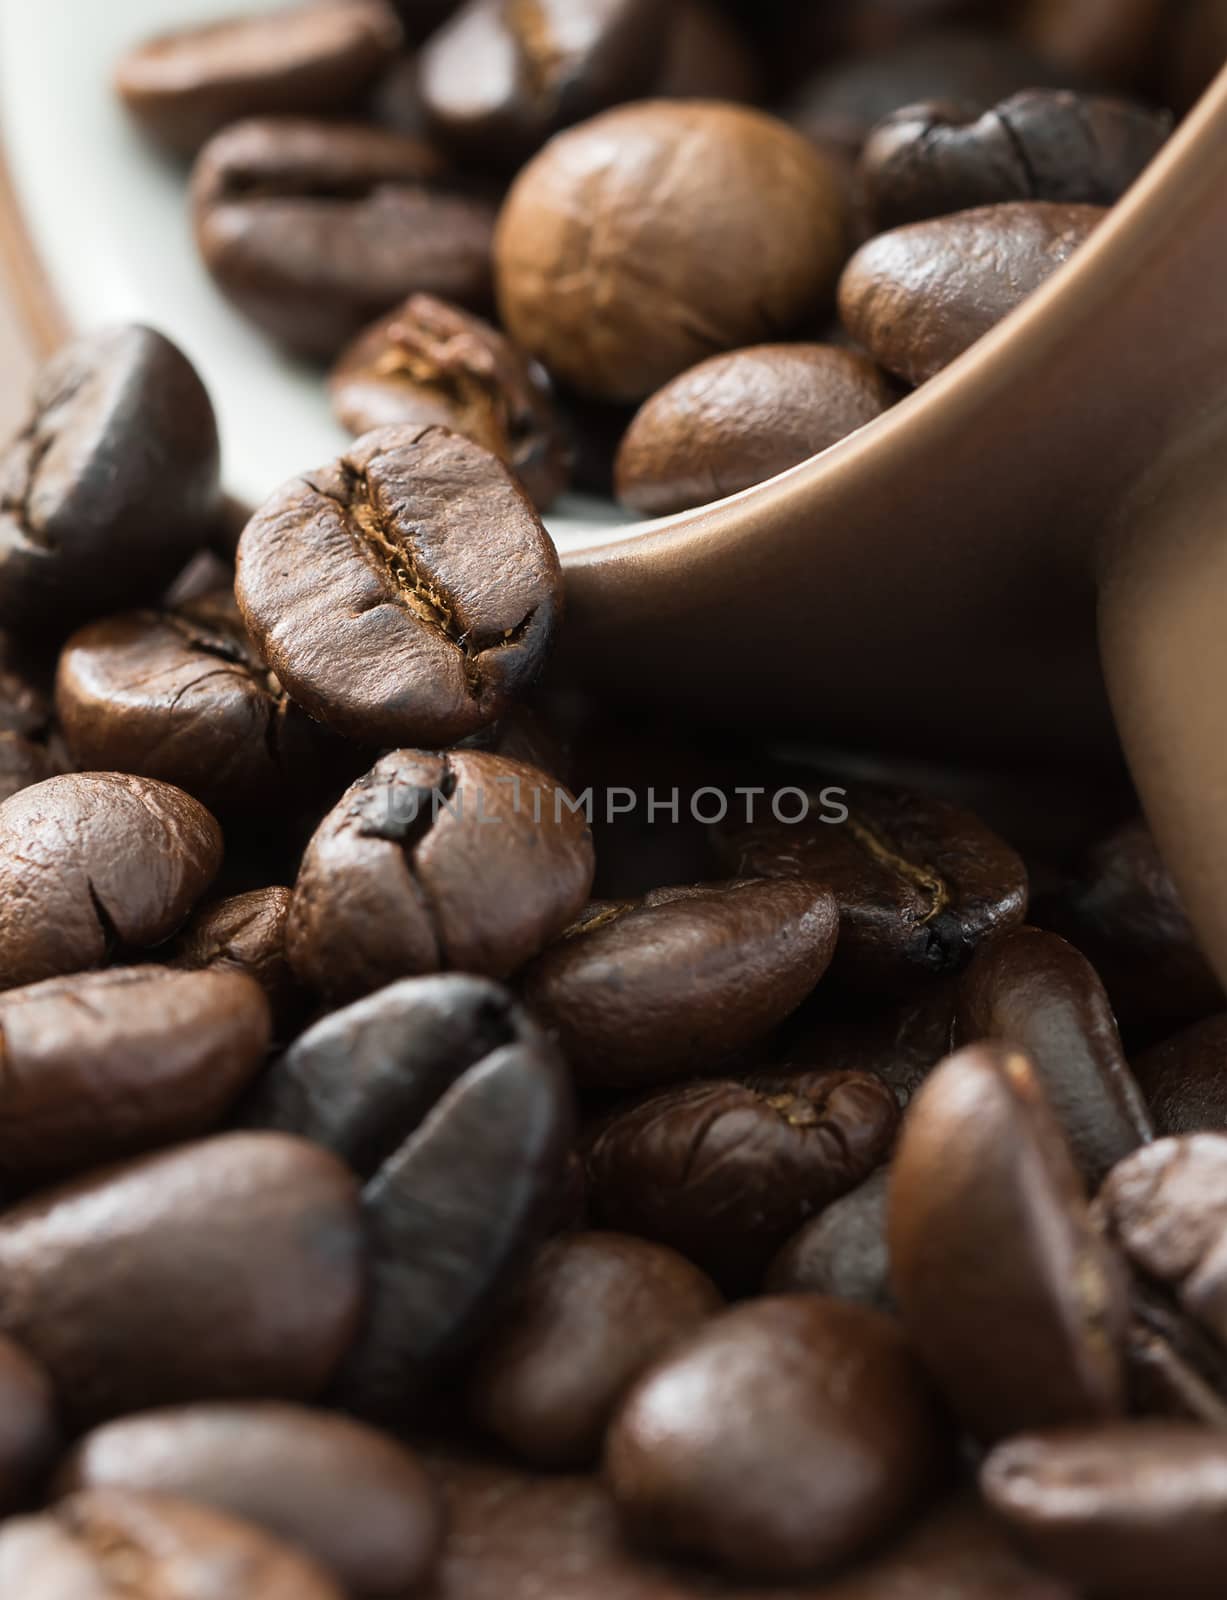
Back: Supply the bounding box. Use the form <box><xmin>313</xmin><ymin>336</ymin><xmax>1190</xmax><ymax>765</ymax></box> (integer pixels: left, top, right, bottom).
<box><xmin>287</xmin><ymin>749</ymin><xmax>593</xmax><ymax>1003</ymax></box>
<box><xmin>587</xmin><ymin>1070</ymin><xmax>898</xmax><ymax>1290</ymax></box>
<box><xmin>168</xmin><ymin>888</ymin><xmax>302</xmax><ymax>1035</ymax></box>
<box><xmin>766</xmin><ymin>1168</ymin><xmax>894</xmax><ymax>1312</ymax></box>
<box><xmin>0</xmin><ymin>1133</ymin><xmax>364</xmax><ymax>1425</ymax></box>
<box><xmin>605</xmin><ymin>1296</ymin><xmax>949</xmax><ymax>1580</ymax></box>
<box><xmin>0</xmin><ymin>1336</ymin><xmax>57</xmax><ymax>1514</ymax></box>
<box><xmin>839</xmin><ymin>202</ymin><xmax>1105</xmax><ymax>385</ymax></box>
<box><xmin>522</xmin><ymin>880</ymin><xmax>839</xmax><ymax>1090</ymax></box>
<box><xmin>330</xmin><ymin>294</ymin><xmax>569</xmax><ymax>509</ymax></box>
<box><xmin>889</xmin><ymin>1043</ymin><xmax>1128</xmax><ymax>1441</ymax></box>
<box><xmin>192</xmin><ymin>118</ymin><xmax>497</xmax><ymax>357</ymax></box>
<box><xmin>1020</xmin><ymin>0</ymin><xmax>1168</xmax><ymax>87</ymax></box>
<box><xmin>956</xmin><ymin>925</ymin><xmax>1153</xmax><ymax>1183</ymax></box>
<box><xmin>0</xmin><ymin>327</ymin><xmax>221</xmax><ymax>632</ymax></box>
<box><xmin>783</xmin><ymin>981</ymin><xmax>957</xmax><ymax>1107</ymax></box>
<box><xmin>1134</xmin><ymin>1014</ymin><xmax>1227</xmax><ymax>1135</ymax></box>
<box><xmin>615</xmin><ymin>345</ymin><xmax>894</xmax><ymax>517</ymax></box>
<box><xmin>115</xmin><ymin>0</ymin><xmax>404</xmax><ymax>158</ymax></box>
<box><xmin>236</xmin><ymin>426</ymin><xmax>563</xmax><ymax>748</ymax></box>
<box><xmin>655</xmin><ymin>1</ymin><xmax>760</xmax><ymax>102</ymax></box>
<box><xmin>0</xmin><ymin>773</ymin><xmax>222</xmax><ymax>991</ymax></box>
<box><xmin>469</xmin><ymin>1231</ymin><xmax>722</xmax><ymax>1468</ymax></box>
<box><xmin>861</xmin><ymin>90</ymin><xmax>1170</xmax><ymax>231</ymax></box>
<box><xmin>420</xmin><ymin>0</ymin><xmax>668</xmax><ymax>166</ymax></box>
<box><xmin>61</xmin><ymin>1403</ymin><xmax>444</xmax><ymax>1598</ymax></box>
<box><xmin>495</xmin><ymin>101</ymin><xmax>849</xmax><ymax>402</ymax></box>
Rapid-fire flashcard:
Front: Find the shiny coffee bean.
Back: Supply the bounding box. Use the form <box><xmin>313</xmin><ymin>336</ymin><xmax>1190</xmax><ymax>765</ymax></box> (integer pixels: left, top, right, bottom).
<box><xmin>62</xmin><ymin>1403</ymin><xmax>443</xmax><ymax>1598</ymax></box>
<box><xmin>0</xmin><ymin>1491</ymin><xmax>344</xmax><ymax>1600</ymax></box>
<box><xmin>420</xmin><ymin>0</ymin><xmax>668</xmax><ymax>166</ymax></box>
<box><xmin>0</xmin><ymin>965</ymin><xmax>270</xmax><ymax>1182</ymax></box>
<box><xmin>0</xmin><ymin>1133</ymin><xmax>364</xmax><ymax>1426</ymax></box>
<box><xmin>766</xmin><ymin>1168</ymin><xmax>894</xmax><ymax>1312</ymax></box>
<box><xmin>713</xmin><ymin>781</ymin><xmax>1027</xmax><ymax>991</ymax></box>
<box><xmin>655</xmin><ymin>1</ymin><xmax>760</xmax><ymax>102</ymax></box>
<box><xmin>522</xmin><ymin>880</ymin><xmax>839</xmax><ymax>1090</ymax></box>
<box><xmin>1134</xmin><ymin>1014</ymin><xmax>1227</xmax><ymax>1135</ymax></box>
<box><xmin>0</xmin><ymin>327</ymin><xmax>221</xmax><ymax>632</ymax></box>
<box><xmin>982</xmin><ymin>1423</ymin><xmax>1227</xmax><ymax>1600</ymax></box>
<box><xmin>287</xmin><ymin>750</ymin><xmax>593</xmax><ymax>1003</ymax></box>
<box><xmin>0</xmin><ymin>1337</ymin><xmax>57</xmax><ymax>1514</ymax></box>
<box><xmin>495</xmin><ymin>102</ymin><xmax>849</xmax><ymax>403</ymax></box>
<box><xmin>0</xmin><ymin>773</ymin><xmax>222</xmax><ymax>991</ymax></box>
<box><xmin>861</xmin><ymin>91</ymin><xmax>1170</xmax><ymax>231</ymax></box>
<box><xmin>615</xmin><ymin>345</ymin><xmax>894</xmax><ymax>517</ymax></box>
<box><xmin>116</xmin><ymin>0</ymin><xmax>404</xmax><ymax>158</ymax></box>
<box><xmin>889</xmin><ymin>1043</ymin><xmax>1129</xmax><ymax>1441</ymax></box>
<box><xmin>956</xmin><ymin>925</ymin><xmax>1153</xmax><ymax>1184</ymax></box>
<box><xmin>469</xmin><ymin>1232</ymin><xmax>722</xmax><ymax>1468</ymax></box>
<box><xmin>1021</xmin><ymin>0</ymin><xmax>1168</xmax><ymax>87</ymax></box>
<box><xmin>192</xmin><ymin>118</ymin><xmax>497</xmax><ymax>357</ymax></box>
<box><xmin>784</xmin><ymin>981</ymin><xmax>957</xmax><ymax>1107</ymax></box>
<box><xmin>587</xmin><ymin>1070</ymin><xmax>898</xmax><ymax>1290</ymax></box>
<box><xmin>330</xmin><ymin>294</ymin><xmax>569</xmax><ymax>509</ymax></box>
<box><xmin>236</xmin><ymin>427</ymin><xmax>563</xmax><ymax>748</ymax></box>
<box><xmin>605</xmin><ymin>1296</ymin><xmax>949</xmax><ymax>1580</ymax></box>
<box><xmin>168</xmin><ymin>887</ymin><xmax>302</xmax><ymax>1035</ymax></box>
<box><xmin>839</xmin><ymin>202</ymin><xmax>1106</xmax><ymax>386</ymax></box>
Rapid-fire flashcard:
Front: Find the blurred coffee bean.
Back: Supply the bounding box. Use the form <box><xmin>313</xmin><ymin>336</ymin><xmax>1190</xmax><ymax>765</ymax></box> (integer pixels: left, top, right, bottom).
<box><xmin>192</xmin><ymin>118</ymin><xmax>496</xmax><ymax>357</ymax></box>
<box><xmin>766</xmin><ymin>1168</ymin><xmax>894</xmax><ymax>1311</ymax></box>
<box><xmin>168</xmin><ymin>888</ymin><xmax>303</xmax><ymax>1036</ymax></box>
<box><xmin>1134</xmin><ymin>1014</ymin><xmax>1227</xmax><ymax>1135</ymax></box>
<box><xmin>391</xmin><ymin>0</ymin><xmax>461</xmax><ymax>43</ymax></box>
<box><xmin>1124</xmin><ymin>1277</ymin><xmax>1227</xmax><ymax>1426</ymax></box>
<box><xmin>889</xmin><ymin>1044</ymin><xmax>1129</xmax><ymax>1441</ymax></box>
<box><xmin>1163</xmin><ymin>0</ymin><xmax>1227</xmax><ymax>113</ymax></box>
<box><xmin>0</xmin><ymin>737</ymin><xmax>56</xmax><ymax>806</ymax></box>
<box><xmin>161</xmin><ymin>548</ymin><xmax>236</xmax><ymax>609</ymax></box>
<box><xmin>369</xmin><ymin>51</ymin><xmax>432</xmax><ymax>137</ymax></box>
<box><xmin>0</xmin><ymin>1337</ymin><xmax>56</xmax><ymax>1514</ymax></box>
<box><xmin>655</xmin><ymin>0</ymin><xmax>761</xmax><ymax>102</ymax></box>
<box><xmin>783</xmin><ymin>982</ymin><xmax>957</xmax><ymax>1107</ymax></box>
<box><xmin>1020</xmin><ymin>0</ymin><xmax>1169</xmax><ymax>89</ymax></box>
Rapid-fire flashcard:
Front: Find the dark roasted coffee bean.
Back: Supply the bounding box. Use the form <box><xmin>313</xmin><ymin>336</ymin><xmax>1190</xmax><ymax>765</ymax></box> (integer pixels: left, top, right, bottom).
<box><xmin>420</xmin><ymin>0</ymin><xmax>668</xmax><ymax>166</ymax></box>
<box><xmin>116</xmin><ymin>0</ymin><xmax>404</xmax><ymax>158</ymax></box>
<box><xmin>287</xmin><ymin>750</ymin><xmax>593</xmax><ymax>1003</ymax></box>
<box><xmin>0</xmin><ymin>966</ymin><xmax>270</xmax><ymax>1182</ymax></box>
<box><xmin>956</xmin><ymin>925</ymin><xmax>1153</xmax><ymax>1184</ymax></box>
<box><xmin>889</xmin><ymin>1044</ymin><xmax>1128</xmax><ymax>1442</ymax></box>
<box><xmin>495</xmin><ymin>102</ymin><xmax>849</xmax><ymax>403</ymax></box>
<box><xmin>0</xmin><ymin>773</ymin><xmax>222</xmax><ymax>991</ymax></box>
<box><xmin>0</xmin><ymin>1491</ymin><xmax>343</xmax><ymax>1600</ymax></box>
<box><xmin>982</xmin><ymin>1423</ymin><xmax>1227</xmax><ymax>1600</ymax></box>
<box><xmin>469</xmin><ymin>1232</ymin><xmax>722</xmax><ymax>1468</ymax></box>
<box><xmin>0</xmin><ymin>1133</ymin><xmax>363</xmax><ymax>1426</ymax></box>
<box><xmin>236</xmin><ymin>427</ymin><xmax>563</xmax><ymax>747</ymax></box>
<box><xmin>0</xmin><ymin>1337</ymin><xmax>57</xmax><ymax>1514</ymax></box>
<box><xmin>61</xmin><ymin>1403</ymin><xmax>443</xmax><ymax>1598</ymax></box>
<box><xmin>655</xmin><ymin>0</ymin><xmax>760</xmax><ymax>102</ymax></box>
<box><xmin>522</xmin><ymin>880</ymin><xmax>839</xmax><ymax>1090</ymax></box>
<box><xmin>0</xmin><ymin>327</ymin><xmax>221</xmax><ymax>632</ymax></box>
<box><xmin>766</xmin><ymin>1168</ymin><xmax>894</xmax><ymax>1311</ymax></box>
<box><xmin>330</xmin><ymin>295</ymin><xmax>569</xmax><ymax>509</ymax></box>
<box><xmin>168</xmin><ymin>888</ymin><xmax>302</xmax><ymax>1035</ymax></box>
<box><xmin>713</xmin><ymin>781</ymin><xmax>1027</xmax><ymax>991</ymax></box>
<box><xmin>587</xmin><ymin>1070</ymin><xmax>898</xmax><ymax>1290</ymax></box>
<box><xmin>1123</xmin><ymin>1277</ymin><xmax>1227</xmax><ymax>1426</ymax></box>
<box><xmin>615</xmin><ymin>345</ymin><xmax>894</xmax><ymax>517</ymax></box>
<box><xmin>839</xmin><ymin>202</ymin><xmax>1105</xmax><ymax>386</ymax></box>
<box><xmin>605</xmin><ymin>1296</ymin><xmax>949</xmax><ymax>1580</ymax></box>
<box><xmin>861</xmin><ymin>91</ymin><xmax>1170</xmax><ymax>231</ymax></box>
<box><xmin>192</xmin><ymin>119</ymin><xmax>497</xmax><ymax>357</ymax></box>
<box><xmin>1135</xmin><ymin>1014</ymin><xmax>1227</xmax><ymax>1135</ymax></box>
<box><xmin>784</xmin><ymin>982</ymin><xmax>957</xmax><ymax>1107</ymax></box>
<box><xmin>1021</xmin><ymin>0</ymin><xmax>1168</xmax><ymax>88</ymax></box>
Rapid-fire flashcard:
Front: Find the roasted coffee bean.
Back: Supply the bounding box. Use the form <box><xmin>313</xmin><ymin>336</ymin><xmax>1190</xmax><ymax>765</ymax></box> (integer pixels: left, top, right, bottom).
<box><xmin>0</xmin><ymin>1491</ymin><xmax>343</xmax><ymax>1600</ymax></box>
<box><xmin>981</xmin><ymin>1423</ymin><xmax>1227</xmax><ymax>1600</ymax></box>
<box><xmin>161</xmin><ymin>548</ymin><xmax>236</xmax><ymax>609</ymax></box>
<box><xmin>0</xmin><ymin>1336</ymin><xmax>57</xmax><ymax>1514</ymax></box>
<box><xmin>956</xmin><ymin>925</ymin><xmax>1153</xmax><ymax>1184</ymax></box>
<box><xmin>330</xmin><ymin>294</ymin><xmax>569</xmax><ymax>509</ymax></box>
<box><xmin>861</xmin><ymin>91</ymin><xmax>1170</xmax><ymax>231</ymax></box>
<box><xmin>766</xmin><ymin>1168</ymin><xmax>894</xmax><ymax>1311</ymax></box>
<box><xmin>115</xmin><ymin>0</ymin><xmax>404</xmax><ymax>159</ymax></box>
<box><xmin>1163</xmin><ymin>0</ymin><xmax>1227</xmax><ymax>113</ymax></box>
<box><xmin>420</xmin><ymin>0</ymin><xmax>668</xmax><ymax>166</ymax></box>
<box><xmin>783</xmin><ymin>982</ymin><xmax>957</xmax><ymax>1107</ymax></box>
<box><xmin>888</xmin><ymin>1044</ymin><xmax>1129</xmax><ymax>1441</ymax></box>
<box><xmin>0</xmin><ymin>773</ymin><xmax>222</xmax><ymax>991</ymax></box>
<box><xmin>587</xmin><ymin>1071</ymin><xmax>898</xmax><ymax>1290</ymax></box>
<box><xmin>0</xmin><ymin>327</ymin><xmax>221</xmax><ymax>632</ymax></box>
<box><xmin>1134</xmin><ymin>1014</ymin><xmax>1227</xmax><ymax>1135</ymax></box>
<box><xmin>469</xmin><ymin>1232</ymin><xmax>722</xmax><ymax>1468</ymax></box>
<box><xmin>287</xmin><ymin>750</ymin><xmax>593</xmax><ymax>1003</ymax></box>
<box><xmin>0</xmin><ymin>1133</ymin><xmax>364</xmax><ymax>1426</ymax></box>
<box><xmin>168</xmin><ymin>888</ymin><xmax>302</xmax><ymax>1035</ymax></box>
<box><xmin>61</xmin><ymin>1403</ymin><xmax>443</xmax><ymax>1598</ymax></box>
<box><xmin>839</xmin><ymin>202</ymin><xmax>1106</xmax><ymax>386</ymax></box>
<box><xmin>655</xmin><ymin>1</ymin><xmax>760</xmax><ymax>103</ymax></box>
<box><xmin>522</xmin><ymin>880</ymin><xmax>839</xmax><ymax>1090</ymax></box>
<box><xmin>236</xmin><ymin>426</ymin><xmax>563</xmax><ymax>748</ymax></box>
<box><xmin>605</xmin><ymin>1296</ymin><xmax>949</xmax><ymax>1580</ymax></box>
<box><xmin>0</xmin><ymin>966</ymin><xmax>270</xmax><ymax>1182</ymax></box>
<box><xmin>614</xmin><ymin>345</ymin><xmax>894</xmax><ymax>517</ymax></box>
<box><xmin>713</xmin><ymin>781</ymin><xmax>1027</xmax><ymax>991</ymax></box>
<box><xmin>1020</xmin><ymin>0</ymin><xmax>1168</xmax><ymax>88</ymax></box>
<box><xmin>495</xmin><ymin>102</ymin><xmax>849</xmax><ymax>403</ymax></box>
<box><xmin>192</xmin><ymin>119</ymin><xmax>497</xmax><ymax>357</ymax></box>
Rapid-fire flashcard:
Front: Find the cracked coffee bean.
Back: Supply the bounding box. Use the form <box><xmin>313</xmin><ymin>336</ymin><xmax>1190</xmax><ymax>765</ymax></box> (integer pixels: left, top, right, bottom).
<box><xmin>168</xmin><ymin>887</ymin><xmax>303</xmax><ymax>1036</ymax></box>
<box><xmin>0</xmin><ymin>327</ymin><xmax>221</xmax><ymax>633</ymax></box>
<box><xmin>115</xmin><ymin>0</ymin><xmax>404</xmax><ymax>159</ymax></box>
<box><xmin>330</xmin><ymin>294</ymin><xmax>569</xmax><ymax>510</ymax></box>
<box><xmin>0</xmin><ymin>772</ymin><xmax>223</xmax><ymax>991</ymax></box>
<box><xmin>0</xmin><ymin>1336</ymin><xmax>57</xmax><ymax>1515</ymax></box>
<box><xmin>192</xmin><ymin>119</ymin><xmax>497</xmax><ymax>357</ymax></box>
<box><xmin>236</xmin><ymin>426</ymin><xmax>563</xmax><ymax>748</ymax></box>
<box><xmin>1134</xmin><ymin>1013</ymin><xmax>1227</xmax><ymax>1135</ymax></box>
<box><xmin>766</xmin><ymin>1167</ymin><xmax>894</xmax><ymax>1312</ymax></box>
